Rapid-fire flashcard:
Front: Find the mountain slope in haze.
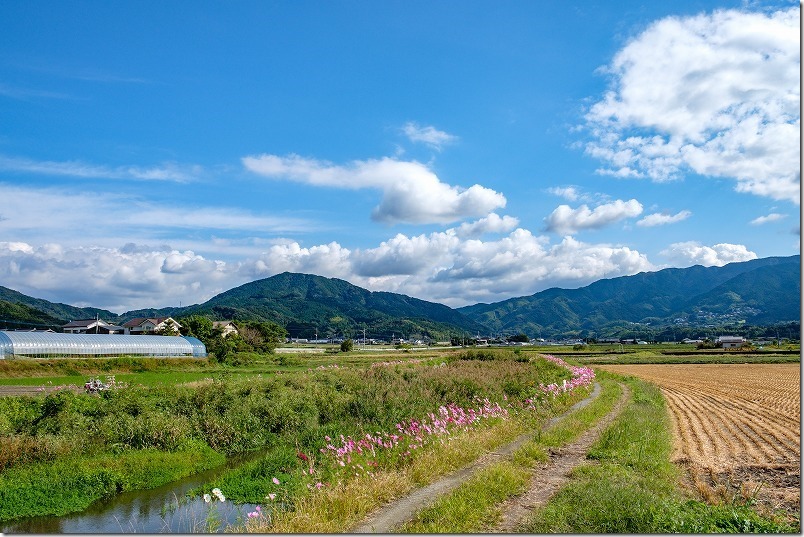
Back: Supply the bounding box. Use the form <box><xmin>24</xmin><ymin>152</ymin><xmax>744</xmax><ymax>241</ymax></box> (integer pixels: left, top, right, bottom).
<box><xmin>457</xmin><ymin>255</ymin><xmax>800</xmax><ymax>335</ymax></box>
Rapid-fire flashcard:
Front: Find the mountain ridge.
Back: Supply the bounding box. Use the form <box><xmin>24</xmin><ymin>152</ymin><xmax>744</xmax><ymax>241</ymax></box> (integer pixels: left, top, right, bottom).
<box><xmin>0</xmin><ymin>255</ymin><xmax>799</xmax><ymax>339</ymax></box>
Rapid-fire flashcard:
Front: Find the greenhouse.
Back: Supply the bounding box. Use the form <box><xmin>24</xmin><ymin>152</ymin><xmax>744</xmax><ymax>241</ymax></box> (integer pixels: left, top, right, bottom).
<box><xmin>0</xmin><ymin>331</ymin><xmax>207</xmax><ymax>359</ymax></box>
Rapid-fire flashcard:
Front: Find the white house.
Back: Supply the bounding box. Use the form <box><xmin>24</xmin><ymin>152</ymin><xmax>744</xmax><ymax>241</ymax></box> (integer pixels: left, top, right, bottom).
<box><xmin>212</xmin><ymin>321</ymin><xmax>238</xmax><ymax>338</ymax></box>
<box><xmin>62</xmin><ymin>319</ymin><xmax>124</xmax><ymax>334</ymax></box>
<box><xmin>716</xmin><ymin>335</ymin><xmax>747</xmax><ymax>348</ymax></box>
<box><xmin>123</xmin><ymin>317</ymin><xmax>181</xmax><ymax>335</ymax></box>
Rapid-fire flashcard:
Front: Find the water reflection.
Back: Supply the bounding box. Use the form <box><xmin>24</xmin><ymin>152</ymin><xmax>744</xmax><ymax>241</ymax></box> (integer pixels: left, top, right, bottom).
<box><xmin>1</xmin><ymin>452</ymin><xmax>265</xmax><ymax>534</ymax></box>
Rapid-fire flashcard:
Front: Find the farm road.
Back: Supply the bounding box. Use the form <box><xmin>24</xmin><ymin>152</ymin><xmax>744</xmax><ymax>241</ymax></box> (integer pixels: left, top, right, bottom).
<box><xmin>352</xmin><ymin>382</ymin><xmax>628</xmax><ymax>533</ymax></box>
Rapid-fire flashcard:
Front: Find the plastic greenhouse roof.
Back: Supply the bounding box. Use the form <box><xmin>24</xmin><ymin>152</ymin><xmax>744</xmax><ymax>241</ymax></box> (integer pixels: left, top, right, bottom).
<box><xmin>0</xmin><ymin>331</ymin><xmax>207</xmax><ymax>358</ymax></box>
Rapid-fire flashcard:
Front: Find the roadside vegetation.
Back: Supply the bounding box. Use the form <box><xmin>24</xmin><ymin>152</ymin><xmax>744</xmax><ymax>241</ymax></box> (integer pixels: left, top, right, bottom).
<box><xmin>0</xmin><ymin>345</ymin><xmax>798</xmax><ymax>532</ymax></box>
<box><xmin>0</xmin><ymin>350</ymin><xmax>590</xmax><ymax>524</ymax></box>
<box><xmin>401</xmin><ymin>377</ymin><xmax>623</xmax><ymax>533</ymax></box>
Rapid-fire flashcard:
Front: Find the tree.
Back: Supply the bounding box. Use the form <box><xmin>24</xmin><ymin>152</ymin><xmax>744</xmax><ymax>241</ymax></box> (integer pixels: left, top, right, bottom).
<box><xmin>155</xmin><ymin>319</ymin><xmax>180</xmax><ymax>336</ymax></box>
<box><xmin>235</xmin><ymin>320</ymin><xmax>287</xmax><ymax>353</ymax></box>
<box><xmin>340</xmin><ymin>339</ymin><xmax>354</xmax><ymax>352</ymax></box>
<box><xmin>179</xmin><ymin>315</ymin><xmax>214</xmax><ymax>341</ymax></box>
<box><xmin>508</xmin><ymin>333</ymin><xmax>530</xmax><ymax>343</ymax></box>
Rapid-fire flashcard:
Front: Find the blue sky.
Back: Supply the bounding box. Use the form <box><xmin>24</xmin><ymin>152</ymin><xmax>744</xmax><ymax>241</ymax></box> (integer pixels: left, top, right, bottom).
<box><xmin>0</xmin><ymin>1</ymin><xmax>799</xmax><ymax>312</ymax></box>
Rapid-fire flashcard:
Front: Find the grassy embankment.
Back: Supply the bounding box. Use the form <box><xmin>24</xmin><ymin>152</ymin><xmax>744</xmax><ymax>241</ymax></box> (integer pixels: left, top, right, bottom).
<box><xmin>400</xmin><ymin>376</ymin><xmax>623</xmax><ymax>533</ymax></box>
<box><xmin>401</xmin><ymin>372</ymin><xmax>797</xmax><ymax>533</ymax></box>
<box><xmin>0</xmin><ymin>349</ymin><xmax>584</xmax><ymax>524</ymax></box>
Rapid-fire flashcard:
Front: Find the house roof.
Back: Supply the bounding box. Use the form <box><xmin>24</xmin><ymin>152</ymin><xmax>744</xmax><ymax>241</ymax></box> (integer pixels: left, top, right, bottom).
<box><xmin>123</xmin><ymin>317</ymin><xmax>174</xmax><ymax>328</ymax></box>
<box><xmin>63</xmin><ymin>319</ymin><xmax>108</xmax><ymax>328</ymax></box>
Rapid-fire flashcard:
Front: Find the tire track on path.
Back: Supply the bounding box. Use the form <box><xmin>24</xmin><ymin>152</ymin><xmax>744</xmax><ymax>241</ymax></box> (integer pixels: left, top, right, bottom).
<box><xmin>490</xmin><ymin>382</ymin><xmax>630</xmax><ymax>533</ymax></box>
<box><xmin>351</xmin><ymin>382</ymin><xmax>605</xmax><ymax>533</ymax></box>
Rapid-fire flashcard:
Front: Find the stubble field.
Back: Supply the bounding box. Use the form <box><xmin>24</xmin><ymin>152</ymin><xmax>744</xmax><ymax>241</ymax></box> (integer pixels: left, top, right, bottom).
<box><xmin>595</xmin><ymin>363</ymin><xmax>800</xmax><ymax>514</ymax></box>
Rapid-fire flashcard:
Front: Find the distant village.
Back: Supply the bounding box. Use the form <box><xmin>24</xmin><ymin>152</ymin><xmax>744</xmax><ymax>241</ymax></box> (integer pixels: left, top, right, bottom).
<box><xmin>6</xmin><ymin>316</ymin><xmax>765</xmax><ymax>349</ymax></box>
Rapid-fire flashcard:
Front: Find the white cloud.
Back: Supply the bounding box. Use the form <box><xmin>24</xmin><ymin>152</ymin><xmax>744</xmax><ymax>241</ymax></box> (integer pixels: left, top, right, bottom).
<box><xmin>0</xmin><ymin>155</ymin><xmax>200</xmax><ymax>182</ymax></box>
<box><xmin>454</xmin><ymin>213</ymin><xmax>519</xmax><ymax>238</ymax></box>
<box><xmin>546</xmin><ymin>186</ymin><xmax>583</xmax><ymax>202</ymax></box>
<box><xmin>659</xmin><ymin>241</ymin><xmax>758</xmax><ymax>267</ymax></box>
<box><xmin>0</xmin><ymin>183</ymin><xmax>312</xmax><ymax>249</ymax></box>
<box><xmin>0</xmin><ymin>241</ymin><xmax>234</xmax><ymax>312</ymax></box>
<box><xmin>750</xmin><ymin>212</ymin><xmax>787</xmax><ymax>225</ymax></box>
<box><xmin>584</xmin><ymin>7</ymin><xmax>800</xmax><ymax>204</ymax></box>
<box><xmin>544</xmin><ymin>199</ymin><xmax>643</xmax><ymax>234</ymax></box>
<box><xmin>0</xmin><ymin>226</ymin><xmax>659</xmax><ymax>312</ymax></box>
<box><xmin>242</xmin><ymin>154</ymin><xmax>506</xmax><ymax>224</ymax></box>
<box><xmin>637</xmin><ymin>210</ymin><xmax>692</xmax><ymax>227</ymax></box>
<box><xmin>401</xmin><ymin>122</ymin><xmax>458</xmax><ymax>150</ymax></box>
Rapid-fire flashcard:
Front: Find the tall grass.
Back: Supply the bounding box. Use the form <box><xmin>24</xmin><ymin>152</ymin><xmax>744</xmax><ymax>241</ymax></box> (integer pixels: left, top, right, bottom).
<box><xmin>0</xmin><ymin>351</ymin><xmax>576</xmax><ymax>522</ymax></box>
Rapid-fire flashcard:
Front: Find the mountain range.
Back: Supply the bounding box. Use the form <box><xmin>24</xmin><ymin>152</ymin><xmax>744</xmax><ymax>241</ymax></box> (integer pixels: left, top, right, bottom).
<box><xmin>0</xmin><ymin>255</ymin><xmax>799</xmax><ymax>340</ymax></box>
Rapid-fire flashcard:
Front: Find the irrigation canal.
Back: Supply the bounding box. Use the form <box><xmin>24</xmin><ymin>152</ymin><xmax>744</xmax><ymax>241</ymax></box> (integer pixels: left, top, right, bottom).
<box><xmin>0</xmin><ymin>451</ymin><xmax>266</xmax><ymax>533</ymax></box>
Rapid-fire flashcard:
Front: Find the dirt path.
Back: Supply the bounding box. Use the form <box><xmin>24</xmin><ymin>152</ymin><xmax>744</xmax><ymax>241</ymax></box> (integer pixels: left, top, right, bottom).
<box><xmin>351</xmin><ymin>382</ymin><xmax>623</xmax><ymax>533</ymax></box>
<box><xmin>0</xmin><ymin>384</ymin><xmax>82</xmax><ymax>396</ymax></box>
<box><xmin>489</xmin><ymin>382</ymin><xmax>630</xmax><ymax>533</ymax></box>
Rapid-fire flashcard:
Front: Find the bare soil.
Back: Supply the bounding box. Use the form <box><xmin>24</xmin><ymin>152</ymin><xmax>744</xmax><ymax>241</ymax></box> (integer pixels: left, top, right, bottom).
<box><xmin>597</xmin><ymin>363</ymin><xmax>801</xmax><ymax>516</ymax></box>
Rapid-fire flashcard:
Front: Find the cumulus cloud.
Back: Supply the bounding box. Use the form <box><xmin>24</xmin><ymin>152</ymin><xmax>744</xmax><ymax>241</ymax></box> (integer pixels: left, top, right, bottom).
<box><xmin>0</xmin><ymin>226</ymin><xmax>659</xmax><ymax>312</ymax></box>
<box><xmin>546</xmin><ymin>186</ymin><xmax>583</xmax><ymax>202</ymax></box>
<box><xmin>242</xmin><ymin>154</ymin><xmax>506</xmax><ymax>224</ymax></box>
<box><xmin>401</xmin><ymin>122</ymin><xmax>458</xmax><ymax>150</ymax></box>
<box><xmin>750</xmin><ymin>212</ymin><xmax>787</xmax><ymax>225</ymax></box>
<box><xmin>231</xmin><ymin>229</ymin><xmax>655</xmax><ymax>307</ymax></box>
<box><xmin>636</xmin><ymin>210</ymin><xmax>692</xmax><ymax>227</ymax></box>
<box><xmin>454</xmin><ymin>213</ymin><xmax>519</xmax><ymax>238</ymax></box>
<box><xmin>659</xmin><ymin>241</ymin><xmax>758</xmax><ymax>267</ymax></box>
<box><xmin>544</xmin><ymin>199</ymin><xmax>643</xmax><ymax>234</ymax></box>
<box><xmin>0</xmin><ymin>242</ymin><xmax>234</xmax><ymax>312</ymax></box>
<box><xmin>584</xmin><ymin>7</ymin><xmax>800</xmax><ymax>204</ymax></box>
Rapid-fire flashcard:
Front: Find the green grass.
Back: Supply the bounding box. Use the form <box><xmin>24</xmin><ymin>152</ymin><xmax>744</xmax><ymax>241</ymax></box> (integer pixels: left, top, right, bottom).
<box><xmin>399</xmin><ymin>378</ymin><xmax>622</xmax><ymax>533</ymax></box>
<box><xmin>521</xmin><ymin>377</ymin><xmax>798</xmax><ymax>534</ymax></box>
<box><xmin>0</xmin><ymin>351</ymin><xmax>577</xmax><ymax>523</ymax></box>
<box><xmin>0</xmin><ymin>440</ymin><xmax>224</xmax><ymax>522</ymax></box>
<box><xmin>402</xmin><ymin>462</ymin><xmax>530</xmax><ymax>533</ymax></box>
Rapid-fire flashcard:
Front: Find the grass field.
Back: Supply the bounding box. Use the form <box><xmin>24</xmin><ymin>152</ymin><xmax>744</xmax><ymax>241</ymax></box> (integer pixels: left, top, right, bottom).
<box><xmin>0</xmin><ymin>346</ymin><xmax>799</xmax><ymax>532</ymax></box>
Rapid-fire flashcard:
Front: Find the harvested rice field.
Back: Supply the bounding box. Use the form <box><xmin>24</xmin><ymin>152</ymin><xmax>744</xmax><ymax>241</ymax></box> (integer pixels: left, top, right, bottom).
<box><xmin>596</xmin><ymin>363</ymin><xmax>800</xmax><ymax>514</ymax></box>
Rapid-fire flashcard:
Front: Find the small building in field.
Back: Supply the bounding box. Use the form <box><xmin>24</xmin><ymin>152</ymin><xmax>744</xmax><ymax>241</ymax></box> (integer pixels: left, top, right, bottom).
<box><xmin>716</xmin><ymin>335</ymin><xmax>747</xmax><ymax>348</ymax></box>
<box><xmin>213</xmin><ymin>321</ymin><xmax>238</xmax><ymax>338</ymax></box>
<box><xmin>123</xmin><ymin>317</ymin><xmax>181</xmax><ymax>335</ymax></box>
<box><xmin>62</xmin><ymin>319</ymin><xmax>125</xmax><ymax>334</ymax></box>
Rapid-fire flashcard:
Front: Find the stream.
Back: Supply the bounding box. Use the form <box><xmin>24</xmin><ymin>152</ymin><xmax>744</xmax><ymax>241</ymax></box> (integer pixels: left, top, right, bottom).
<box><xmin>1</xmin><ymin>451</ymin><xmax>266</xmax><ymax>534</ymax></box>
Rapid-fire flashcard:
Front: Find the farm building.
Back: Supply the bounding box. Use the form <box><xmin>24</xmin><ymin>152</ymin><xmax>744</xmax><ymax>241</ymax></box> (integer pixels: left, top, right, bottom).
<box><xmin>0</xmin><ymin>331</ymin><xmax>206</xmax><ymax>359</ymax></box>
<box><xmin>715</xmin><ymin>335</ymin><xmax>747</xmax><ymax>348</ymax></box>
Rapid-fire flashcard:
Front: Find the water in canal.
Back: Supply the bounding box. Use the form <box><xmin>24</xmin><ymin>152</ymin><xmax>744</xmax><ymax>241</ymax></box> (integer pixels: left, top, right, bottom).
<box><xmin>1</xmin><ymin>454</ymin><xmax>265</xmax><ymax>533</ymax></box>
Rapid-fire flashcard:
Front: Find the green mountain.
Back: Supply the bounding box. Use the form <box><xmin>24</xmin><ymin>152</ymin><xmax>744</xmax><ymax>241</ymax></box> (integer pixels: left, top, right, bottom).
<box><xmin>178</xmin><ymin>272</ymin><xmax>486</xmax><ymax>341</ymax></box>
<box><xmin>457</xmin><ymin>255</ymin><xmax>800</xmax><ymax>337</ymax></box>
<box><xmin>0</xmin><ymin>255</ymin><xmax>798</xmax><ymax>339</ymax></box>
<box><xmin>0</xmin><ymin>286</ymin><xmax>115</xmax><ymax>326</ymax></box>
<box><xmin>0</xmin><ymin>299</ymin><xmax>66</xmax><ymax>329</ymax></box>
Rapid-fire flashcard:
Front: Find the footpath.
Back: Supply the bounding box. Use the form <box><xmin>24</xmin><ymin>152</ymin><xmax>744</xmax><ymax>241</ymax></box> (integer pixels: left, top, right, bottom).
<box><xmin>352</xmin><ymin>381</ymin><xmax>629</xmax><ymax>533</ymax></box>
